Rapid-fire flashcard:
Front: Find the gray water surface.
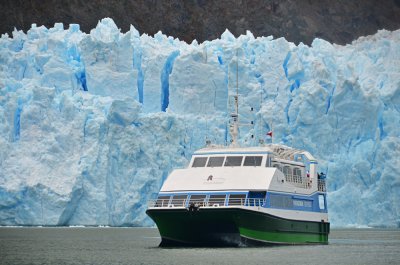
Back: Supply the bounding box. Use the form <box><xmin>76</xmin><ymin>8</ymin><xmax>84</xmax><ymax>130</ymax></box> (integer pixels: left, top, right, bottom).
<box><xmin>0</xmin><ymin>227</ymin><xmax>399</xmax><ymax>265</ymax></box>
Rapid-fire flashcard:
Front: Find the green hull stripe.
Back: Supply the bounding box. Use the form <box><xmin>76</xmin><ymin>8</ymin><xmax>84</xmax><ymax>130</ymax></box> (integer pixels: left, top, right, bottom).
<box><xmin>239</xmin><ymin>227</ymin><xmax>328</xmax><ymax>244</ymax></box>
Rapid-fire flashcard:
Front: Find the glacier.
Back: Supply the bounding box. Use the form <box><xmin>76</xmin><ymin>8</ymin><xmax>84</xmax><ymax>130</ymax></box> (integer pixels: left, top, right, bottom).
<box><xmin>0</xmin><ymin>18</ymin><xmax>399</xmax><ymax>227</ymax></box>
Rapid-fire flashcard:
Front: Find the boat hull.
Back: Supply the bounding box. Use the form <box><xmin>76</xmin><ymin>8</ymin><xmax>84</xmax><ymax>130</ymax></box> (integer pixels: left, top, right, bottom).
<box><xmin>146</xmin><ymin>207</ymin><xmax>329</xmax><ymax>246</ymax></box>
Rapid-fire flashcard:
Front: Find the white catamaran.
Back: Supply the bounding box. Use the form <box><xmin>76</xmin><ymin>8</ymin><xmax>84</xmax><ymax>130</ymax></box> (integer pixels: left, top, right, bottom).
<box><xmin>147</xmin><ymin>102</ymin><xmax>329</xmax><ymax>246</ymax></box>
<box><xmin>146</xmin><ymin>53</ymin><xmax>329</xmax><ymax>246</ymax></box>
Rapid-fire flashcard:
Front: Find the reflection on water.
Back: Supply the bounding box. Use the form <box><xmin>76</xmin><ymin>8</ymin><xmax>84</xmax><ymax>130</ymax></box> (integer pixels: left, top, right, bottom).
<box><xmin>0</xmin><ymin>227</ymin><xmax>399</xmax><ymax>265</ymax></box>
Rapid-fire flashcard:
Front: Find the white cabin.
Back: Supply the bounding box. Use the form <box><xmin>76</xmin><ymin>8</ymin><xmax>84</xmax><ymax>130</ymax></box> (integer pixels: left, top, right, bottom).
<box><xmin>160</xmin><ymin>144</ymin><xmax>323</xmax><ymax>195</ymax></box>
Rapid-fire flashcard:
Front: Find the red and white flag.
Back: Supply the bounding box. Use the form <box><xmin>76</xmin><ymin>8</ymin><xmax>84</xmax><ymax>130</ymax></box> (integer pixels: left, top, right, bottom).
<box><xmin>266</xmin><ymin>131</ymin><xmax>273</xmax><ymax>137</ymax></box>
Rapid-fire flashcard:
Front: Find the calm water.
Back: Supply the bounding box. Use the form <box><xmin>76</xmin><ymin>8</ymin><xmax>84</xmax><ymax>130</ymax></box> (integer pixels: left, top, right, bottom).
<box><xmin>0</xmin><ymin>227</ymin><xmax>399</xmax><ymax>265</ymax></box>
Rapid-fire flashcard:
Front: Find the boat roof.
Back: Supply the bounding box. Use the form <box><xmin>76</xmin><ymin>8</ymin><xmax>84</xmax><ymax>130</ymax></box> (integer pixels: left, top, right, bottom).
<box><xmin>194</xmin><ymin>146</ymin><xmax>273</xmax><ymax>155</ymax></box>
<box><xmin>194</xmin><ymin>144</ymin><xmax>316</xmax><ymax>162</ymax></box>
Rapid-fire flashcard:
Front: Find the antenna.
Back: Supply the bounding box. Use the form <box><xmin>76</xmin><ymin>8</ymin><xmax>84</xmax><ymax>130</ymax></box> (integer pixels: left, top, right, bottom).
<box><xmin>230</xmin><ymin>95</ymin><xmax>239</xmax><ymax>147</ymax></box>
<box><xmin>205</xmin><ymin>115</ymin><xmax>209</xmax><ymax>144</ymax></box>
<box><xmin>258</xmin><ymin>84</ymin><xmax>264</xmax><ymax>146</ymax></box>
<box><xmin>204</xmin><ymin>79</ymin><xmax>215</xmax><ymax>146</ymax></box>
<box><xmin>229</xmin><ymin>49</ymin><xmax>240</xmax><ymax>147</ymax></box>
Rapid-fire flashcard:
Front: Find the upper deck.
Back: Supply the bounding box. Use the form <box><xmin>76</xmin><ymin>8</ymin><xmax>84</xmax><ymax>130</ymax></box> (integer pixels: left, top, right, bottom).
<box><xmin>159</xmin><ymin>144</ymin><xmax>325</xmax><ymax>194</ymax></box>
<box><xmin>194</xmin><ymin>146</ymin><xmax>273</xmax><ymax>155</ymax></box>
<box><xmin>193</xmin><ymin>144</ymin><xmax>317</xmax><ymax>166</ymax></box>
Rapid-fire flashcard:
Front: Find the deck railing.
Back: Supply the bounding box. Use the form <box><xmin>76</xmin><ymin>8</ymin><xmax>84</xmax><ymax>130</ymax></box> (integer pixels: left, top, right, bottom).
<box><xmin>318</xmin><ymin>179</ymin><xmax>326</xmax><ymax>192</ymax></box>
<box><xmin>285</xmin><ymin>175</ymin><xmax>310</xmax><ymax>189</ymax></box>
<box><xmin>284</xmin><ymin>176</ymin><xmax>327</xmax><ymax>192</ymax></box>
<box><xmin>148</xmin><ymin>198</ymin><xmax>266</xmax><ymax>208</ymax></box>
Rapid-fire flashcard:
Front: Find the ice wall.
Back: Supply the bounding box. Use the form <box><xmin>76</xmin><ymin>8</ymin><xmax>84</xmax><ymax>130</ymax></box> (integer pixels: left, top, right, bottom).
<box><xmin>0</xmin><ymin>18</ymin><xmax>399</xmax><ymax>227</ymax></box>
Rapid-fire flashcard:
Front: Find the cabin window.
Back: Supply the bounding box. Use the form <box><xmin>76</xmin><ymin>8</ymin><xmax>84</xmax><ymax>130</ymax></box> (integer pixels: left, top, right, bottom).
<box><xmin>189</xmin><ymin>195</ymin><xmax>207</xmax><ymax>205</ymax></box>
<box><xmin>243</xmin><ymin>156</ymin><xmax>262</xmax><ymax>166</ymax></box>
<box><xmin>319</xmin><ymin>195</ymin><xmax>325</xmax><ymax>210</ymax></box>
<box><xmin>170</xmin><ymin>195</ymin><xmax>187</xmax><ymax>207</ymax></box>
<box><xmin>207</xmin><ymin>157</ymin><xmax>225</xmax><ymax>167</ymax></box>
<box><xmin>155</xmin><ymin>196</ymin><xmax>170</xmax><ymax>207</ymax></box>
<box><xmin>270</xmin><ymin>194</ymin><xmax>293</xmax><ymax>209</ymax></box>
<box><xmin>293</xmin><ymin>167</ymin><xmax>302</xmax><ymax>182</ymax></box>
<box><xmin>228</xmin><ymin>194</ymin><xmax>246</xmax><ymax>206</ymax></box>
<box><xmin>192</xmin><ymin>157</ymin><xmax>208</xmax><ymax>167</ymax></box>
<box><xmin>273</xmin><ymin>164</ymin><xmax>282</xmax><ymax>171</ymax></box>
<box><xmin>293</xmin><ymin>167</ymin><xmax>301</xmax><ymax>177</ymax></box>
<box><xmin>224</xmin><ymin>156</ymin><xmax>243</xmax><ymax>167</ymax></box>
<box><xmin>283</xmin><ymin>166</ymin><xmax>293</xmax><ymax>178</ymax></box>
<box><xmin>265</xmin><ymin>155</ymin><xmax>272</xmax><ymax>167</ymax></box>
<box><xmin>293</xmin><ymin>199</ymin><xmax>312</xmax><ymax>208</ymax></box>
<box><xmin>208</xmin><ymin>194</ymin><xmax>226</xmax><ymax>206</ymax></box>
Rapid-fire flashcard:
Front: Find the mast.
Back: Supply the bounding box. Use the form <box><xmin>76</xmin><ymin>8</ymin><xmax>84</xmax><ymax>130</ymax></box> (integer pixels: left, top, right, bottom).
<box><xmin>229</xmin><ymin>50</ymin><xmax>239</xmax><ymax>147</ymax></box>
<box><xmin>258</xmin><ymin>84</ymin><xmax>265</xmax><ymax>145</ymax></box>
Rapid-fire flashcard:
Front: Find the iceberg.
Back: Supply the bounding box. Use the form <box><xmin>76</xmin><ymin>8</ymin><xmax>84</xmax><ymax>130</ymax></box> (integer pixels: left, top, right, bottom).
<box><xmin>0</xmin><ymin>18</ymin><xmax>399</xmax><ymax>227</ymax></box>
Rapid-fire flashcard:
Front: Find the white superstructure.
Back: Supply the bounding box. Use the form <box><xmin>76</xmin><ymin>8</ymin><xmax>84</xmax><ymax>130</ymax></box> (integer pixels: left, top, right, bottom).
<box><xmin>161</xmin><ymin>145</ymin><xmax>321</xmax><ymax>195</ymax></box>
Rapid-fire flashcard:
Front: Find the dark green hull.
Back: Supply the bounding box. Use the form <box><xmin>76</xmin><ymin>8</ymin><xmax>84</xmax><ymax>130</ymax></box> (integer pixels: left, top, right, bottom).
<box><xmin>146</xmin><ymin>207</ymin><xmax>329</xmax><ymax>247</ymax></box>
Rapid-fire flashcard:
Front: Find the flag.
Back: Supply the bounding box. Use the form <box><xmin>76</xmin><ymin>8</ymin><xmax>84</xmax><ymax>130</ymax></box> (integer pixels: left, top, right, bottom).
<box><xmin>266</xmin><ymin>131</ymin><xmax>273</xmax><ymax>137</ymax></box>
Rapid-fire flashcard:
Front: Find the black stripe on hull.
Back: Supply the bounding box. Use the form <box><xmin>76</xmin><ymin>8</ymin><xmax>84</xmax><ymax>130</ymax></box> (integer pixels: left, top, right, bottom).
<box><xmin>146</xmin><ymin>207</ymin><xmax>329</xmax><ymax>247</ymax></box>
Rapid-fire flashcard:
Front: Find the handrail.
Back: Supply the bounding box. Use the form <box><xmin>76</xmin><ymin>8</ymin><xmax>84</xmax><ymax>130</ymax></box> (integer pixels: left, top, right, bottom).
<box><xmin>285</xmin><ymin>175</ymin><xmax>310</xmax><ymax>189</ymax></box>
<box><xmin>318</xmin><ymin>179</ymin><xmax>326</xmax><ymax>192</ymax></box>
<box><xmin>284</xmin><ymin>175</ymin><xmax>327</xmax><ymax>192</ymax></box>
<box><xmin>148</xmin><ymin>198</ymin><xmax>266</xmax><ymax>208</ymax></box>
